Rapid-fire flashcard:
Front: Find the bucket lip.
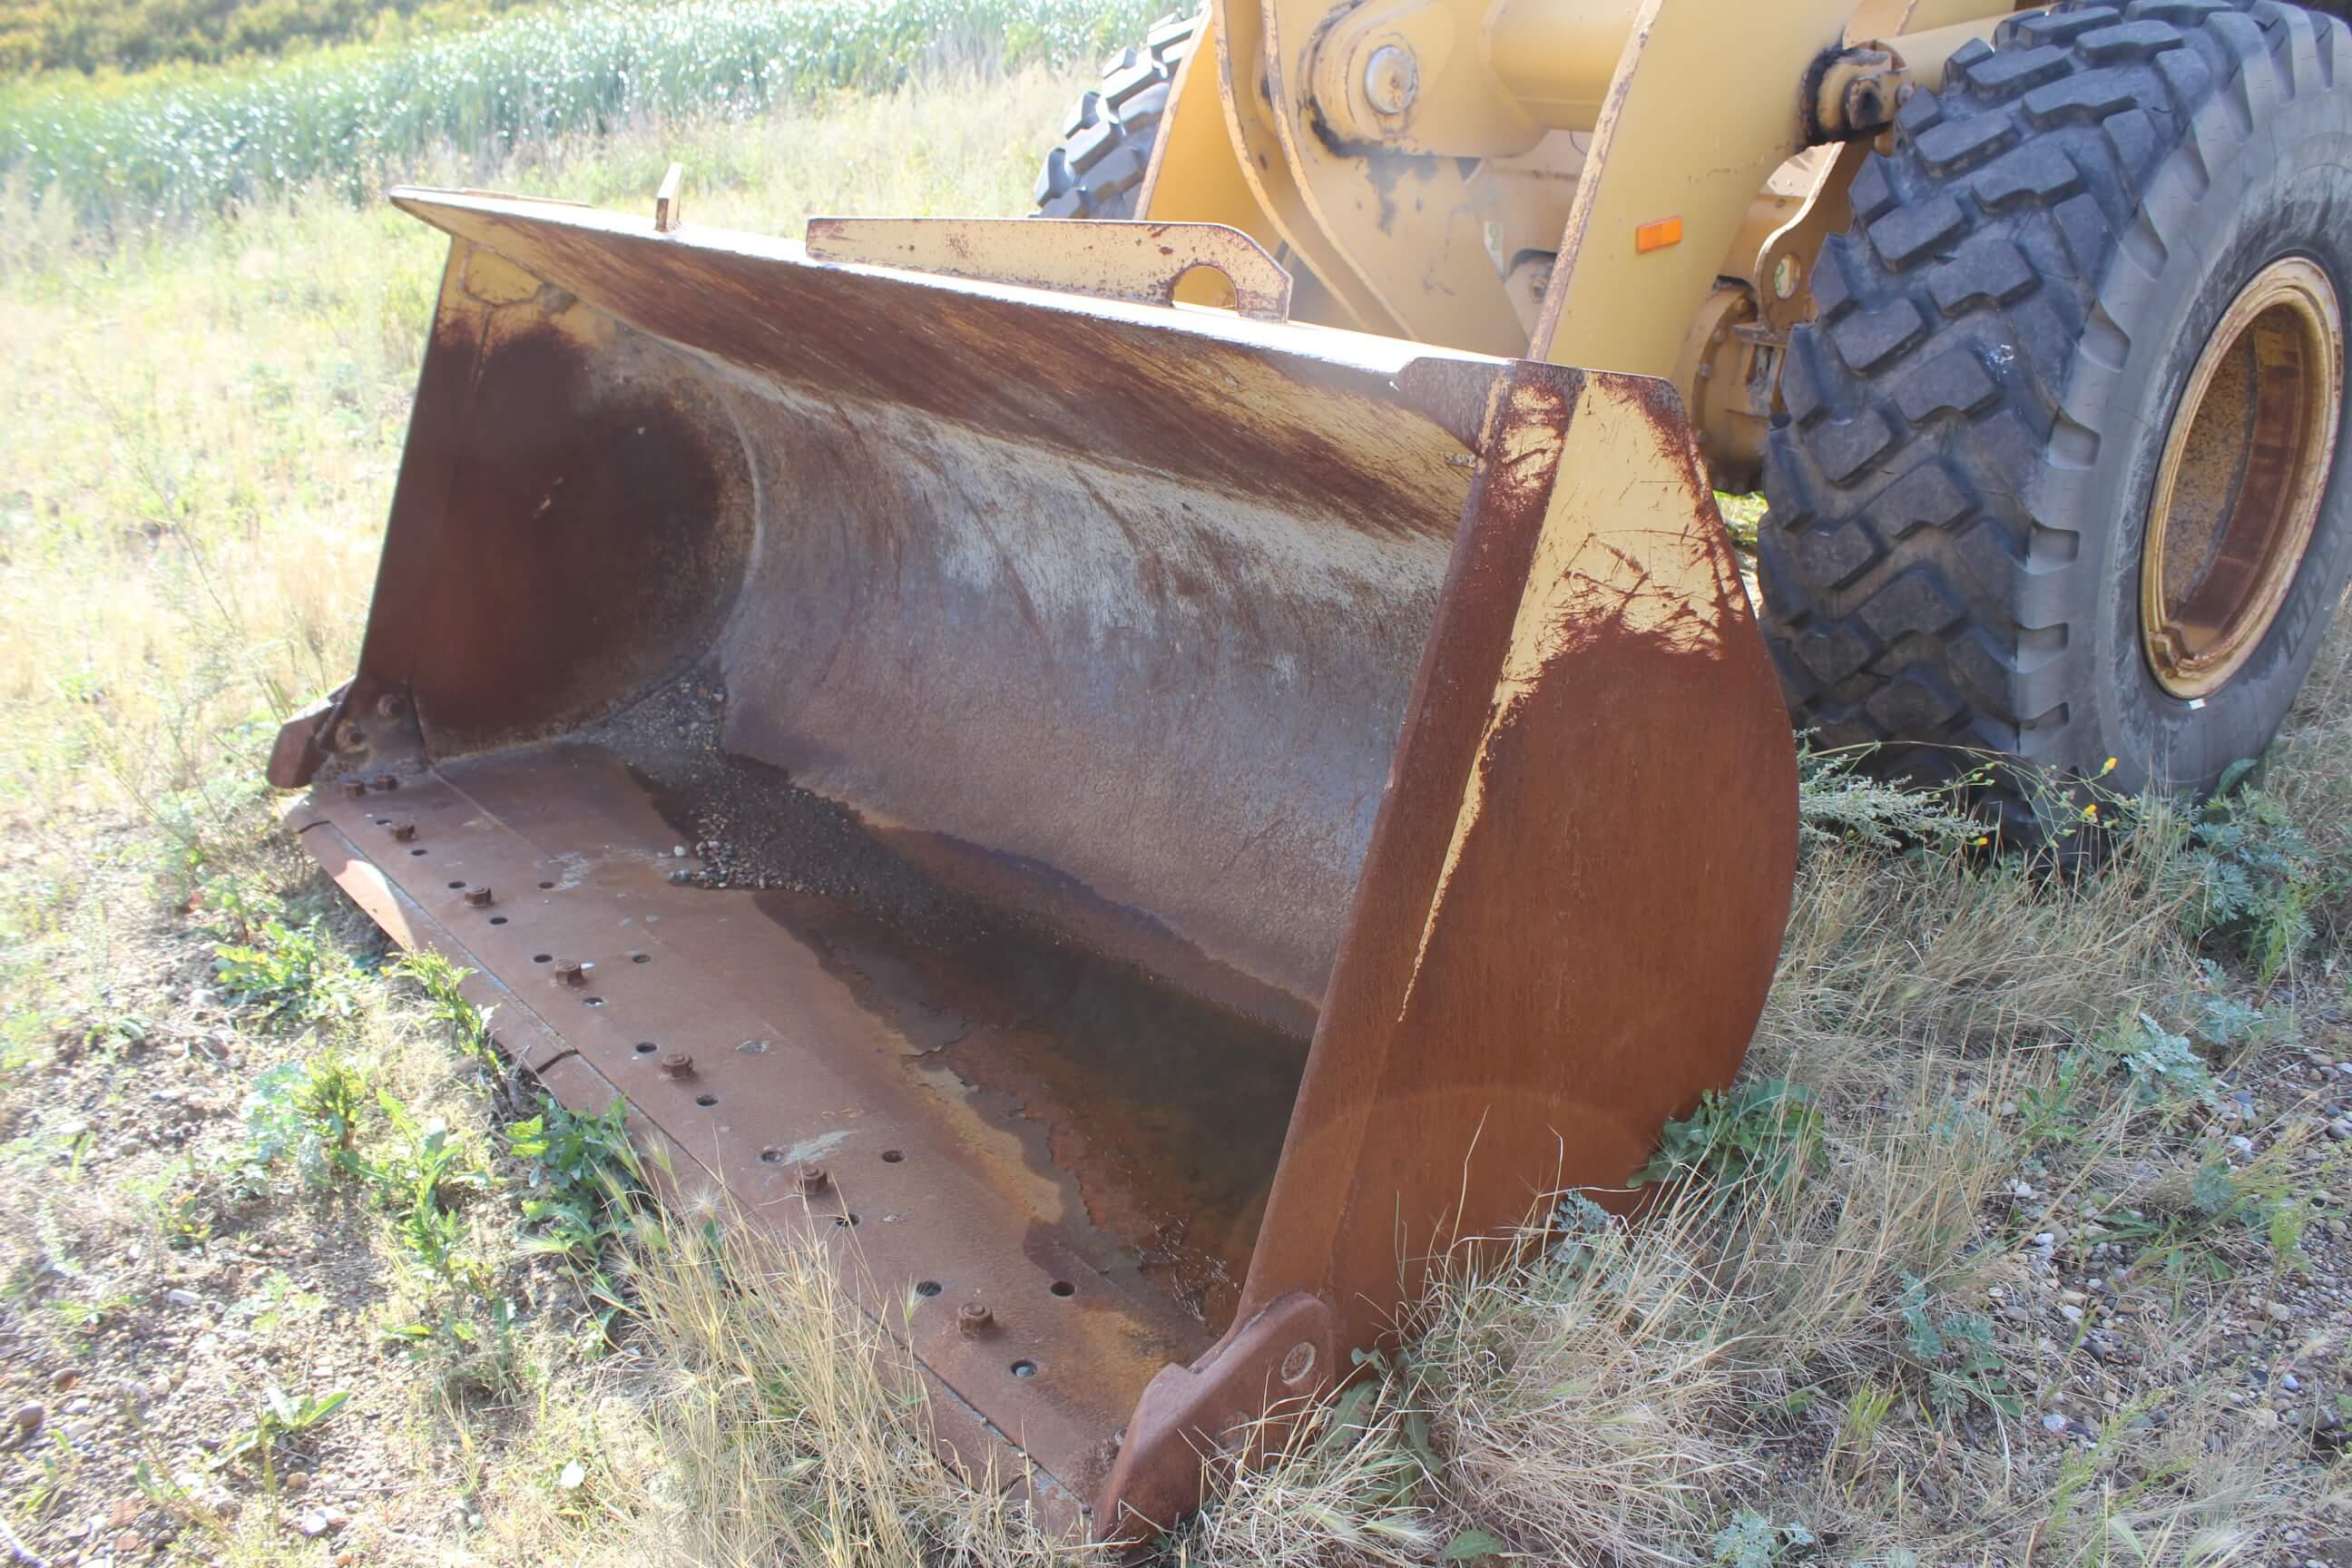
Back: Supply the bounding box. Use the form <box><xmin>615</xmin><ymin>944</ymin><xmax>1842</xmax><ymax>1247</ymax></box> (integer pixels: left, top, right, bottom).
<box><xmin>387</xmin><ymin>182</ymin><xmax>1514</xmax><ymax>380</ymax></box>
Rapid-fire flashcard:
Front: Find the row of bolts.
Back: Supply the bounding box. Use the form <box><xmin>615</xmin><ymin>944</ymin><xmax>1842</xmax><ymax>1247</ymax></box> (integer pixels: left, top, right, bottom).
<box><xmin>344</xmin><ymin>780</ymin><xmax>1004</xmax><ymax>1341</ymax></box>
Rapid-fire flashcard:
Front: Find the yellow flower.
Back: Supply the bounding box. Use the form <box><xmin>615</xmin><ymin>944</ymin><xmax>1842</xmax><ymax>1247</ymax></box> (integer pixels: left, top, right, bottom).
<box><xmin>2101</xmin><ymin>756</ymin><xmax>2118</xmax><ymax>775</ymax></box>
<box><xmin>1974</xmin><ymin>835</ymin><xmax>1990</xmax><ymax>847</ymax></box>
<box><xmin>2082</xmin><ymin>802</ymin><xmax>2099</xmax><ymax>818</ymax></box>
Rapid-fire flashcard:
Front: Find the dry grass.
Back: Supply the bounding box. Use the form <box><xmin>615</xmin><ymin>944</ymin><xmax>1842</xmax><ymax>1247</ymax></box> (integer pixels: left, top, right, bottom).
<box><xmin>546</xmin><ymin>1205</ymin><xmax>1074</xmax><ymax>1568</ymax></box>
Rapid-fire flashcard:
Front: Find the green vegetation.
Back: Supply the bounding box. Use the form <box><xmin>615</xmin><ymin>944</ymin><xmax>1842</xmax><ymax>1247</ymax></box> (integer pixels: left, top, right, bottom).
<box><xmin>0</xmin><ymin>0</ymin><xmax>1159</xmax><ymax>225</ymax></box>
<box><xmin>2</xmin><ymin>0</ymin><xmax>530</xmax><ymax>78</ymax></box>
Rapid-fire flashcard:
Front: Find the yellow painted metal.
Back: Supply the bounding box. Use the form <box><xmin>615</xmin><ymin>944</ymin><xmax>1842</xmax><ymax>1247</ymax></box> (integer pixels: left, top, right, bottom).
<box><xmin>1485</xmin><ymin>0</ymin><xmax>1646</xmax><ymax>136</ymax></box>
<box><xmin>803</xmin><ymin>217</ymin><xmax>1292</xmax><ymax>318</ymax></box>
<box><xmin>1202</xmin><ymin>0</ymin><xmax>1396</xmax><ymax>333</ymax></box>
<box><xmin>1529</xmin><ymin>0</ymin><xmax>1858</xmax><ymax>372</ymax></box>
<box><xmin>1261</xmin><ymin>0</ymin><xmax>1530</xmax><ymax>354</ymax></box>
<box><xmin>1122</xmin><ymin>0</ymin><xmax>2026</xmax><ymax>415</ymax></box>
<box><xmin>2141</xmin><ymin>257</ymin><xmax>2346</xmax><ymax>698</ymax></box>
<box><xmin>1132</xmin><ymin>11</ymin><xmax>1277</xmax><ymax>246</ymax></box>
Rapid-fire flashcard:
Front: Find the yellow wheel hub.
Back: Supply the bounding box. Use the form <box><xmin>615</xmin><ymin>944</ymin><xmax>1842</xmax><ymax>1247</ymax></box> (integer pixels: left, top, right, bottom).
<box><xmin>2141</xmin><ymin>256</ymin><xmax>2345</xmax><ymax>700</ymax></box>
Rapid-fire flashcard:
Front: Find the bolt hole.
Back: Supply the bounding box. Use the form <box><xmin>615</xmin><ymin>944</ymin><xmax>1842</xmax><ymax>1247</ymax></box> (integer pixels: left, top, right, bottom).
<box><xmin>533</xmin><ymin>954</ymin><xmax>551</xmax><ymax>964</ymax></box>
<box><xmin>696</xmin><ymin>1093</ymin><xmax>717</xmax><ymax>1107</ymax></box>
<box><xmin>760</xmin><ymin>1148</ymin><xmax>782</xmax><ymax>1163</ymax></box>
<box><xmin>447</xmin><ymin>880</ymin><xmax>466</xmax><ymax>890</ymax></box>
<box><xmin>632</xmin><ymin>953</ymin><xmax>651</xmax><ymax>964</ymax></box>
<box><xmin>635</xmin><ymin>1042</ymin><xmax>657</xmax><ymax>1054</ymax></box>
<box><xmin>916</xmin><ymin>1280</ymin><xmax>942</xmax><ymax>1298</ymax></box>
<box><xmin>489</xmin><ymin>916</ymin><xmax>508</xmax><ymax>926</ymax></box>
<box><xmin>583</xmin><ymin>996</ymin><xmax>604</xmax><ymax>1007</ymax></box>
<box><xmin>834</xmin><ymin>1214</ymin><xmax>858</xmax><ymax>1228</ymax></box>
<box><xmin>1049</xmin><ymin>1280</ymin><xmax>1074</xmax><ymax>1298</ymax></box>
<box><xmin>538</xmin><ymin>880</ymin><xmax>554</xmax><ymax>889</ymax></box>
<box><xmin>1010</xmin><ymin>1360</ymin><xmax>1036</xmax><ymax>1378</ymax></box>
<box><xmin>409</xmin><ymin>848</ymin><xmax>426</xmax><ymax>857</ymax></box>
<box><xmin>880</xmin><ymin>1149</ymin><xmax>904</xmax><ymax>1163</ymax></box>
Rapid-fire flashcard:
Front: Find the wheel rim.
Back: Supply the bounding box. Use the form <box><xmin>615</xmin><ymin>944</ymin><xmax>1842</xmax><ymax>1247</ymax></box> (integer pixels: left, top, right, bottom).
<box><xmin>2141</xmin><ymin>256</ymin><xmax>2345</xmax><ymax>700</ymax></box>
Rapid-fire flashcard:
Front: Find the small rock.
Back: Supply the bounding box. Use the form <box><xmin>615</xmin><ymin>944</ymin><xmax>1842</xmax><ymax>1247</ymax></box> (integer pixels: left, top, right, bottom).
<box><xmin>108</xmin><ymin>1499</ymin><xmax>139</xmax><ymax>1531</ymax></box>
<box><xmin>2328</xmin><ymin>1119</ymin><xmax>2352</xmax><ymax>1142</ymax></box>
<box><xmin>145</xmin><ymin>1376</ymin><xmax>169</xmax><ymax>1402</ymax></box>
<box><xmin>49</xmin><ymin>1368</ymin><xmax>79</xmax><ymax>1393</ymax></box>
<box><xmin>2229</xmin><ymin>1135</ymin><xmax>2254</xmax><ymax>1156</ymax></box>
<box><xmin>283</xmin><ymin>1470</ymin><xmax>309</xmax><ymax>1494</ymax></box>
<box><xmin>292</xmin><ymin>1509</ymin><xmax>336</xmax><ymax>1538</ymax></box>
<box><xmin>2265</xmin><ymin>1300</ymin><xmax>2296</xmax><ymax>1322</ymax></box>
<box><xmin>163</xmin><ymin>1288</ymin><xmax>201</xmax><ymax>1310</ymax></box>
<box><xmin>14</xmin><ymin>1403</ymin><xmax>44</xmax><ymax>1434</ymax></box>
<box><xmin>672</xmin><ymin>845</ymin><xmax>687</xmax><ymax>857</ymax></box>
<box><xmin>113</xmin><ymin>1530</ymin><xmax>142</xmax><ymax>1554</ymax></box>
<box><xmin>2284</xmin><ymin>1374</ymin><xmax>2302</xmax><ymax>1392</ymax></box>
<box><xmin>2060</xmin><ymin>1304</ymin><xmax>2084</xmax><ymax>1325</ymax></box>
<box><xmin>2042</xmin><ymin>1413</ymin><xmax>2069</xmax><ymax>1433</ymax></box>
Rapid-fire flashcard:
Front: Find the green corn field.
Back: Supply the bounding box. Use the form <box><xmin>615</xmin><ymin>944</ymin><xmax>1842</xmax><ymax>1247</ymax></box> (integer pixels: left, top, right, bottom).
<box><xmin>0</xmin><ymin>0</ymin><xmax>1161</xmax><ymax>227</ymax></box>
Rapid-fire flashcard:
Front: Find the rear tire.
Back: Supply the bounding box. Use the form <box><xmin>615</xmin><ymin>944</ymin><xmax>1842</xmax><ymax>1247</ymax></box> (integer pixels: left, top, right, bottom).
<box><xmin>1032</xmin><ymin>12</ymin><xmax>1198</xmax><ymax>219</ymax></box>
<box><xmin>1759</xmin><ymin>0</ymin><xmax>2352</xmax><ymax>836</ymax></box>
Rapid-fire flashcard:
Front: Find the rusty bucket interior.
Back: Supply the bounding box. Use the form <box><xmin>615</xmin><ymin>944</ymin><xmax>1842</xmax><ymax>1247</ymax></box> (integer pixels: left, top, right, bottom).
<box><xmin>273</xmin><ymin>188</ymin><xmax>1799</xmax><ymax>1537</ymax></box>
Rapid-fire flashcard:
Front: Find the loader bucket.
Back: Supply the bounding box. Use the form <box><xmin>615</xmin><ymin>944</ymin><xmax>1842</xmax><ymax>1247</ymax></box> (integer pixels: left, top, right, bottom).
<box><xmin>273</xmin><ymin>187</ymin><xmax>1798</xmax><ymax>1537</ymax></box>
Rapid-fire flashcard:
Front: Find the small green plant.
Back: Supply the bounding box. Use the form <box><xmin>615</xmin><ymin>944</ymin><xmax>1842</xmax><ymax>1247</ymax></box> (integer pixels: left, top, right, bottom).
<box><xmin>508</xmin><ymin>1096</ymin><xmax>642</xmax><ymax>1338</ymax></box>
<box><xmin>215</xmin><ymin>1385</ymin><xmax>350</xmax><ymax>1475</ymax></box>
<box><xmin>2174</xmin><ymin>772</ymin><xmax>2322</xmax><ymax>985</ymax></box>
<box><xmin>1793</xmin><ymin>742</ymin><xmax>1977</xmax><ymax>855</ymax></box>
<box><xmin>1636</xmin><ymin>1079</ymin><xmax>1823</xmax><ymax>1204</ymax></box>
<box><xmin>212</xmin><ymin>914</ymin><xmax>359</xmax><ymax>1021</ymax></box>
<box><xmin>381</xmin><ymin>1297</ymin><xmax>532</xmax><ymax>1403</ymax></box>
<box><xmin>1711</xmin><ymin>1510</ymin><xmax>1815</xmax><ymax>1568</ymax></box>
<box><xmin>2081</xmin><ymin>1013</ymin><xmax>2215</xmax><ymax>1108</ymax></box>
<box><xmin>234</xmin><ymin>1269</ymin><xmax>328</xmax><ymax>1335</ymax></box>
<box><xmin>242</xmin><ymin>1048</ymin><xmax>372</xmax><ymax>1185</ymax></box>
<box><xmin>393</xmin><ymin>951</ymin><xmax>497</xmax><ymax>1061</ymax></box>
<box><xmin>370</xmin><ymin>1091</ymin><xmax>488</xmax><ymax>1286</ymax></box>
<box><xmin>1893</xmin><ymin>1273</ymin><xmax>2016</xmax><ymax>1418</ymax></box>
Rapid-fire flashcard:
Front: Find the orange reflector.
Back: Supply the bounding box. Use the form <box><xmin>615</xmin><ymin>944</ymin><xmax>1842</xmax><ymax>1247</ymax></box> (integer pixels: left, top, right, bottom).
<box><xmin>1635</xmin><ymin>216</ymin><xmax>1684</xmax><ymax>254</ymax></box>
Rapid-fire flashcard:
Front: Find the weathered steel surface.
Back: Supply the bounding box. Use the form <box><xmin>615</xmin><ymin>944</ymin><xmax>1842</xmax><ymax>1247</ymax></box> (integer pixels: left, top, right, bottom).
<box><xmin>804</xmin><ymin>216</ymin><xmax>1293</xmax><ymax>320</ymax></box>
<box><xmin>1099</xmin><ymin>366</ymin><xmax>1797</xmax><ymax>1536</ymax></box>
<box><xmin>280</xmin><ymin>191</ymin><xmax>1795</xmax><ymax>1541</ymax></box>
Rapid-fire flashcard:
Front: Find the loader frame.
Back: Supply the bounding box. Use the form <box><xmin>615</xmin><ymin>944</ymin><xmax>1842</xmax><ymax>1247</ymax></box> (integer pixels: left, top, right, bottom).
<box><xmin>1129</xmin><ymin>0</ymin><xmax>2032</xmax><ymax>487</ymax></box>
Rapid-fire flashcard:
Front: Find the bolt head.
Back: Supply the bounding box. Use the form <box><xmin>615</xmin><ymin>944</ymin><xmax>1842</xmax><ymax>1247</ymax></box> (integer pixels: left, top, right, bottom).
<box><xmin>794</xmin><ymin>1163</ymin><xmax>829</xmax><ymax>1195</ymax></box>
<box><xmin>464</xmin><ymin>887</ymin><xmax>495</xmax><ymax>907</ymax></box>
<box><xmin>388</xmin><ymin>821</ymin><xmax>416</xmax><ymax>841</ymax></box>
<box><xmin>658</xmin><ymin>1050</ymin><xmax>692</xmax><ymax>1078</ymax></box>
<box><xmin>556</xmin><ymin>961</ymin><xmax>589</xmax><ymax>987</ymax></box>
<box><xmin>374</xmin><ymin>692</ymin><xmax>408</xmax><ymax>720</ymax></box>
<box><xmin>338</xmin><ymin>778</ymin><xmax>368</xmax><ymax>799</ymax></box>
<box><xmin>957</xmin><ymin>1303</ymin><xmax>994</xmax><ymax>1336</ymax></box>
<box><xmin>1362</xmin><ymin>44</ymin><xmax>1417</xmax><ymax>117</ymax></box>
<box><xmin>370</xmin><ymin>774</ymin><xmax>399</xmax><ymax>792</ymax></box>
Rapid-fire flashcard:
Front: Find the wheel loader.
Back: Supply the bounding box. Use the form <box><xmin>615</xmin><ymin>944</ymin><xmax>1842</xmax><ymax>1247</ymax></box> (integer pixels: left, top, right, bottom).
<box><xmin>270</xmin><ymin>0</ymin><xmax>2352</xmax><ymax>1542</ymax></box>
